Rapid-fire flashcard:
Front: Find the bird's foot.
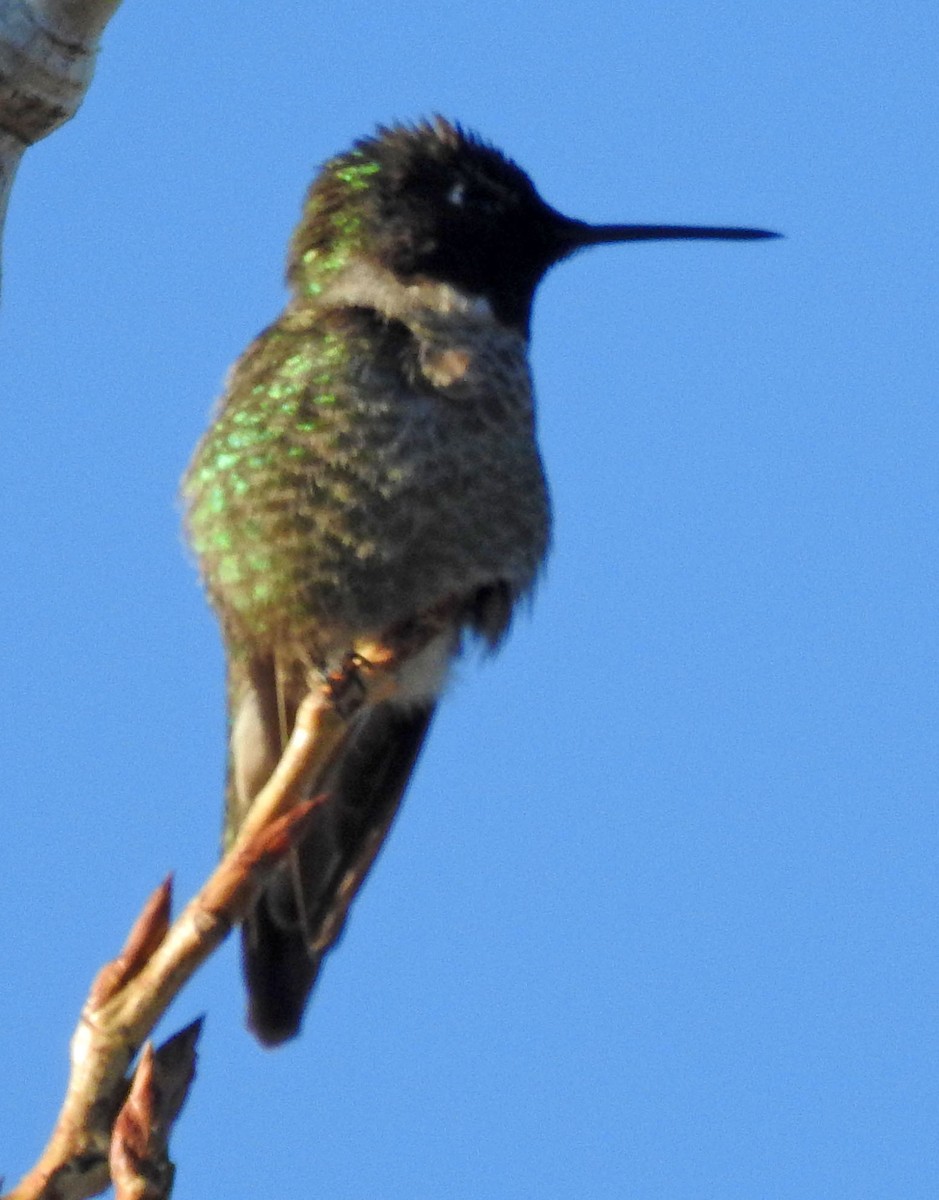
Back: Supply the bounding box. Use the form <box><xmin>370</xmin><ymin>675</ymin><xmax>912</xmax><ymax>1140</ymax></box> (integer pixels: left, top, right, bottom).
<box><xmin>323</xmin><ymin>654</ymin><xmax>370</xmax><ymax>719</ymax></box>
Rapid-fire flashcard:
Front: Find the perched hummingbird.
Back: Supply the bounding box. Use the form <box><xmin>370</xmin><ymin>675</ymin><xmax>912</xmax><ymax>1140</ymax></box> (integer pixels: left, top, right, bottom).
<box><xmin>183</xmin><ymin>117</ymin><xmax>777</xmax><ymax>1046</ymax></box>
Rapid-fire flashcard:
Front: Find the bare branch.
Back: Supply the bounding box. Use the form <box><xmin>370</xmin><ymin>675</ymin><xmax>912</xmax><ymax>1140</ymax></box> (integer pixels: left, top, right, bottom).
<box><xmin>0</xmin><ymin>0</ymin><xmax>124</xmax><ymax>276</ymax></box>
<box><xmin>4</xmin><ymin>631</ymin><xmax>421</xmax><ymax>1197</ymax></box>
<box><xmin>4</xmin><ymin>675</ymin><xmax>369</xmax><ymax>1200</ymax></box>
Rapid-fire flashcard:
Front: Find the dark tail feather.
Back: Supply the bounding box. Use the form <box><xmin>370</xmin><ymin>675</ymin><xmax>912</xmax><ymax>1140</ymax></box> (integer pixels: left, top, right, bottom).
<box><xmin>243</xmin><ymin>899</ymin><xmax>323</xmax><ymax>1046</ymax></box>
<box><xmin>243</xmin><ymin>701</ymin><xmax>435</xmax><ymax>1045</ymax></box>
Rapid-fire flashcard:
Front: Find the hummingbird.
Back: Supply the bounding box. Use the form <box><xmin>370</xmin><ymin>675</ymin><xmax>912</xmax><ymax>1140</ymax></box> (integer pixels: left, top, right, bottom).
<box><xmin>182</xmin><ymin>117</ymin><xmax>777</xmax><ymax>1046</ymax></box>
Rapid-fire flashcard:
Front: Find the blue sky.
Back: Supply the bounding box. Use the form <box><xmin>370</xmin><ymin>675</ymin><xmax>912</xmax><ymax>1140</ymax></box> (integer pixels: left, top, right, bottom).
<box><xmin>3</xmin><ymin>3</ymin><xmax>938</xmax><ymax>1197</ymax></box>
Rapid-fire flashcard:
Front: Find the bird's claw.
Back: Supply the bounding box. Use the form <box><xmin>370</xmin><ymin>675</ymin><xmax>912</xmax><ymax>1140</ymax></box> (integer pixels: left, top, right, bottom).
<box><xmin>323</xmin><ymin>654</ymin><xmax>370</xmax><ymax>719</ymax></box>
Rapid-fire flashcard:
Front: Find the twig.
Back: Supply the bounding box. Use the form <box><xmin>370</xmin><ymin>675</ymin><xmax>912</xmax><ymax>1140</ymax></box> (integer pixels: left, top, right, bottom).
<box><xmin>4</xmin><ymin>680</ymin><xmax>363</xmax><ymax>1200</ymax></box>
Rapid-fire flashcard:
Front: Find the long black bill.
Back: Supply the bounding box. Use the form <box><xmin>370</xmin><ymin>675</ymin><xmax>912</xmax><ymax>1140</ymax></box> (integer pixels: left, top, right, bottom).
<box><xmin>568</xmin><ymin>220</ymin><xmax>781</xmax><ymax>246</ymax></box>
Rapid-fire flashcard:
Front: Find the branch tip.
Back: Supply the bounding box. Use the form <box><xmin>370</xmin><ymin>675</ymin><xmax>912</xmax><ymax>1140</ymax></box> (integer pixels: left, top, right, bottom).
<box><xmin>110</xmin><ymin>1042</ymin><xmax>172</xmax><ymax>1199</ymax></box>
<box><xmin>89</xmin><ymin>878</ymin><xmax>173</xmax><ymax>1007</ymax></box>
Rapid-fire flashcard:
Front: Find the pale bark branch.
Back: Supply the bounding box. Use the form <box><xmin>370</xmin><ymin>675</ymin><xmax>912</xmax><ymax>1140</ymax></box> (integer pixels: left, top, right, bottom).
<box><xmin>0</xmin><ymin>0</ymin><xmax>124</xmax><ymax>277</ymax></box>
<box><xmin>3</xmin><ymin>672</ymin><xmax>372</xmax><ymax>1200</ymax></box>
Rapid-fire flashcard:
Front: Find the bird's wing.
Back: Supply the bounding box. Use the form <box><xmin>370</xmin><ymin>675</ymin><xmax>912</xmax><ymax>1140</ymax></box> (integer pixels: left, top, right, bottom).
<box><xmin>234</xmin><ymin>670</ymin><xmax>436</xmax><ymax>1045</ymax></box>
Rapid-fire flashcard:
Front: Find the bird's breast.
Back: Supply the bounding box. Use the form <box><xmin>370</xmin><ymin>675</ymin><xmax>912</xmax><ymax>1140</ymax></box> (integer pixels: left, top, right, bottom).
<box><xmin>184</xmin><ymin>308</ymin><xmax>551</xmax><ymax>655</ymax></box>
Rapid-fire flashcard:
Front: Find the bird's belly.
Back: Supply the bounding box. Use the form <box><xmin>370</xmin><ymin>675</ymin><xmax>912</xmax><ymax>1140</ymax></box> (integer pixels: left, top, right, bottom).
<box><xmin>291</xmin><ymin>433</ymin><xmax>550</xmax><ymax>639</ymax></box>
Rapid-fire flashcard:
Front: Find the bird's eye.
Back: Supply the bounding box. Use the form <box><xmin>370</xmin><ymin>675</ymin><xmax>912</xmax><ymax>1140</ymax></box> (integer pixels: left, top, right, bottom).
<box><xmin>447</xmin><ymin>181</ymin><xmax>467</xmax><ymax>207</ymax></box>
<box><xmin>445</xmin><ymin>180</ymin><xmax>502</xmax><ymax>218</ymax></box>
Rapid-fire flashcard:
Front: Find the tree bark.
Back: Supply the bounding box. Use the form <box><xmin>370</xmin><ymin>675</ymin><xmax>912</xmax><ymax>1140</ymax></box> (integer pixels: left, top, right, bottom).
<box><xmin>0</xmin><ymin>0</ymin><xmax>124</xmax><ymax>279</ymax></box>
